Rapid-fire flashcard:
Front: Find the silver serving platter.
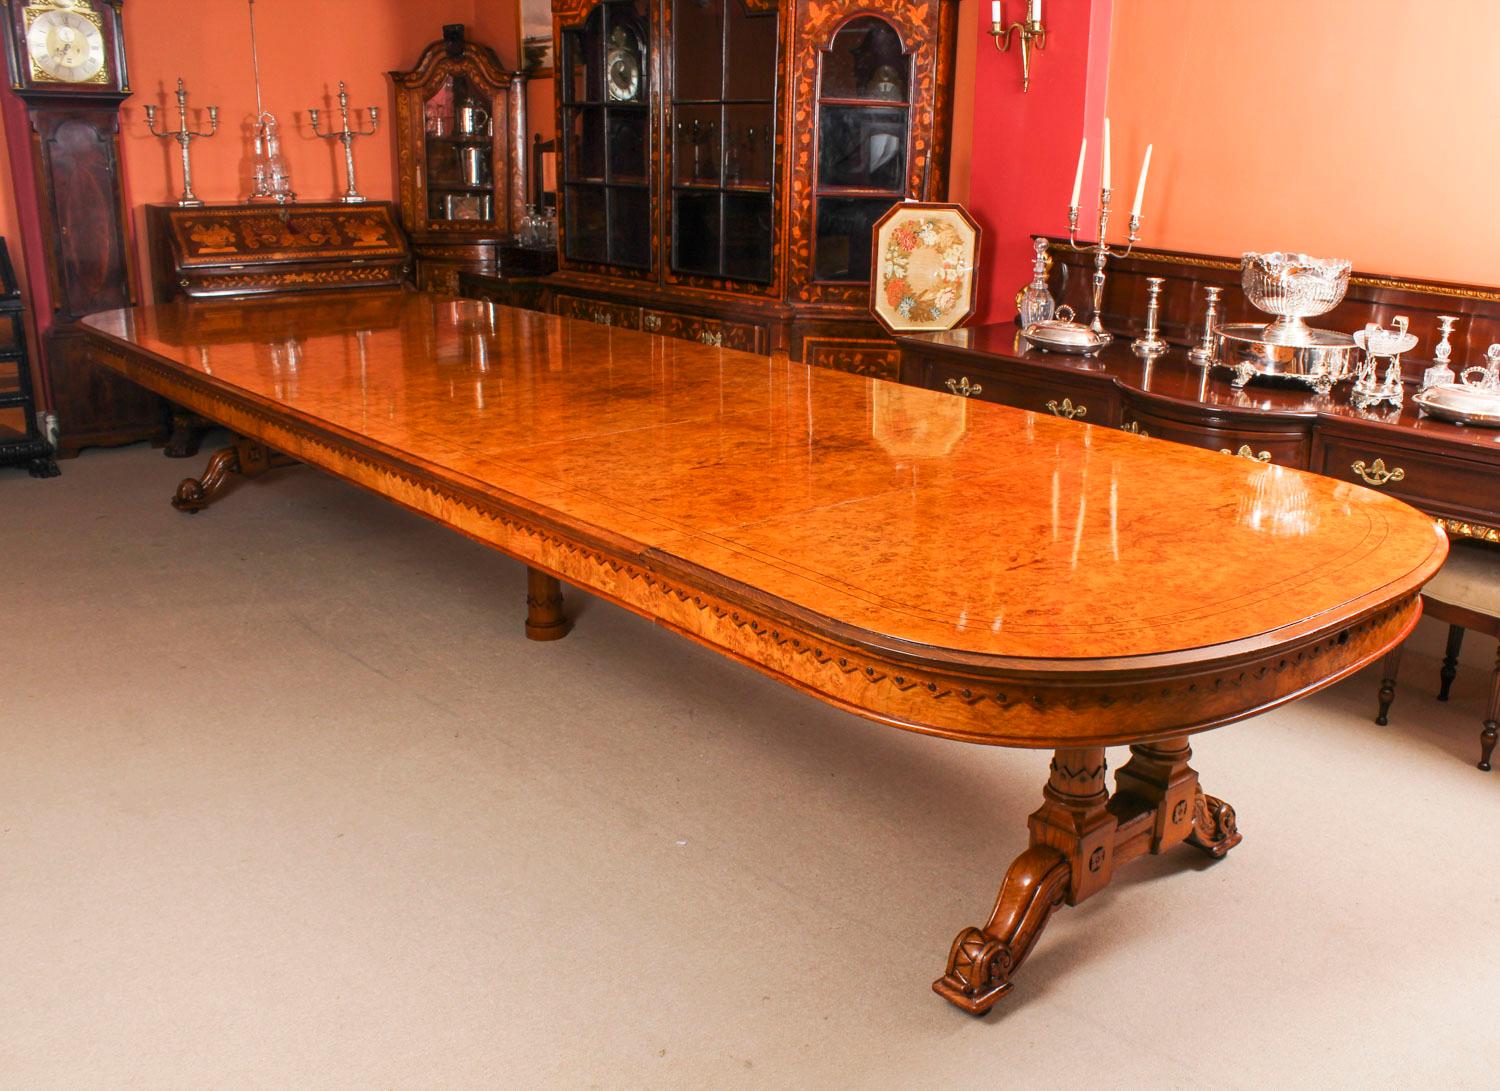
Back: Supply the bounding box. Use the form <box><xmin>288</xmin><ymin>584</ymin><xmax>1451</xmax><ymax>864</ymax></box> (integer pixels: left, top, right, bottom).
<box><xmin>1413</xmin><ymin>383</ymin><xmax>1500</xmax><ymax>427</ymax></box>
<box><xmin>1215</xmin><ymin>322</ymin><xmax>1356</xmax><ymax>392</ymax></box>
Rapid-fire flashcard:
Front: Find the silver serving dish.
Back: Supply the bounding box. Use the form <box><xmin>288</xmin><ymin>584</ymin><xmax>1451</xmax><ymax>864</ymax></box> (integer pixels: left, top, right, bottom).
<box><xmin>1215</xmin><ymin>323</ymin><xmax>1356</xmax><ymax>393</ymax></box>
<box><xmin>1022</xmin><ymin>305</ymin><xmax>1109</xmax><ymax>356</ymax></box>
<box><xmin>1413</xmin><ymin>382</ymin><xmax>1500</xmax><ymax>427</ymax></box>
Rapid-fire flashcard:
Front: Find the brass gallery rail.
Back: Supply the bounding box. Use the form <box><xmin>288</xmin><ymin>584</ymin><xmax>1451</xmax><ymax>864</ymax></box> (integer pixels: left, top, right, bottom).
<box><xmin>80</xmin><ymin>291</ymin><xmax>1446</xmax><ymax>1015</ymax></box>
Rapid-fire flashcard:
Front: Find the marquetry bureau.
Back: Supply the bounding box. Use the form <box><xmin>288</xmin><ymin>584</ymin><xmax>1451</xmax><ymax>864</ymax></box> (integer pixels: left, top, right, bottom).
<box><xmin>897</xmin><ymin>243</ymin><xmax>1500</xmax><ymax>543</ymax></box>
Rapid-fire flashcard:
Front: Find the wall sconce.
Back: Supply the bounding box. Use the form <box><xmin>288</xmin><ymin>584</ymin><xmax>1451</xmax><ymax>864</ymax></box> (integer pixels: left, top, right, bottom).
<box><xmin>990</xmin><ymin>0</ymin><xmax>1046</xmax><ymax>92</ymax></box>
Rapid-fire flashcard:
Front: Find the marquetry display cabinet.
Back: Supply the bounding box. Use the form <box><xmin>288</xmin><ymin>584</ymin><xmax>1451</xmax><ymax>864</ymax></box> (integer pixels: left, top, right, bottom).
<box><xmin>461</xmin><ymin>0</ymin><xmax>959</xmax><ymax>378</ymax></box>
<box><xmin>390</xmin><ymin>24</ymin><xmax>529</xmax><ymax>293</ymax></box>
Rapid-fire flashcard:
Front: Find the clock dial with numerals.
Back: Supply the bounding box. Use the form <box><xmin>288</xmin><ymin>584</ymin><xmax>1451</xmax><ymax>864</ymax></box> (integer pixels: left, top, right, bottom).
<box><xmin>24</xmin><ymin>2</ymin><xmax>108</xmax><ymax>85</ymax></box>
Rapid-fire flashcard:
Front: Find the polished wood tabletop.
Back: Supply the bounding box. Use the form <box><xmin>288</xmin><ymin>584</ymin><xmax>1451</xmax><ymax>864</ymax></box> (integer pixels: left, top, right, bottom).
<box><xmin>81</xmin><ymin>290</ymin><xmax>1448</xmax><ymax>1016</ymax></box>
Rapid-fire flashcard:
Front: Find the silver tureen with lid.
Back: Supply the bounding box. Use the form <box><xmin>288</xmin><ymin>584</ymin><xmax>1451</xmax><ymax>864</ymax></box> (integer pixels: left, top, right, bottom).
<box><xmin>1021</xmin><ymin>305</ymin><xmax>1110</xmax><ymax>356</ymax></box>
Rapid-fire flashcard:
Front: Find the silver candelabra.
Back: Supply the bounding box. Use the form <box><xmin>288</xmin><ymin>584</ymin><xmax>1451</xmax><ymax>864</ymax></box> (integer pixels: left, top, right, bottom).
<box><xmin>1189</xmin><ymin>286</ymin><xmax>1224</xmax><ymax>365</ymax></box>
<box><xmin>1067</xmin><ymin>188</ymin><xmax>1140</xmax><ymax>342</ymax></box>
<box><xmin>1132</xmin><ymin>277</ymin><xmax>1167</xmax><ymax>357</ymax></box>
<box><xmin>145</xmin><ymin>78</ymin><xmax>218</xmax><ymax>207</ymax></box>
<box><xmin>310</xmin><ymin>81</ymin><xmax>379</xmax><ymax>204</ymax></box>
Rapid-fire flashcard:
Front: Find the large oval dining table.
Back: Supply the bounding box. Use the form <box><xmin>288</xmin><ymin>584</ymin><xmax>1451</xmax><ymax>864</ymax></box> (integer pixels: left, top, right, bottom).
<box><xmin>80</xmin><ymin>291</ymin><xmax>1447</xmax><ymax>1015</ymax></box>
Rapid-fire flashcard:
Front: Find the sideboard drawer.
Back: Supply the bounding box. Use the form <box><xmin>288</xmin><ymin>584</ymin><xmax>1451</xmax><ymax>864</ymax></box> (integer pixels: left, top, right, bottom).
<box><xmin>641</xmin><ymin>309</ymin><xmax>762</xmax><ymax>352</ymax></box>
<box><xmin>555</xmin><ymin>294</ymin><xmax>641</xmax><ymax>330</ymax></box>
<box><xmin>1122</xmin><ymin>405</ymin><xmax>1312</xmax><ymax>468</ymax></box>
<box><xmin>804</xmin><ymin>338</ymin><xmax>900</xmax><ymax>380</ymax></box>
<box><xmin>921</xmin><ymin>357</ymin><xmax>1120</xmax><ymax>425</ymax></box>
<box><xmin>1315</xmin><ymin>434</ymin><xmax>1500</xmax><ymax>522</ymax></box>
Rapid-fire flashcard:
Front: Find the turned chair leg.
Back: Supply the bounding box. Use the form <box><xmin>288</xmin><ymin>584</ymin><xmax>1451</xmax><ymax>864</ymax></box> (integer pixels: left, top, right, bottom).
<box><xmin>1439</xmin><ymin>624</ymin><xmax>1464</xmax><ymax>701</ymax></box>
<box><xmin>1480</xmin><ymin>645</ymin><xmax>1500</xmax><ymax>773</ymax></box>
<box><xmin>1375</xmin><ymin>643</ymin><xmax>1404</xmax><ymax>726</ymax></box>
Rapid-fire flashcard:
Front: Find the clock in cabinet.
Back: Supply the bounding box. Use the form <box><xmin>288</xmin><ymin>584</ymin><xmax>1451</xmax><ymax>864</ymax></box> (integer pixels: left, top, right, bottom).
<box><xmin>0</xmin><ymin>0</ymin><xmax>166</xmax><ymax>456</ymax></box>
<box><xmin>460</xmin><ymin>0</ymin><xmax>959</xmax><ymax>379</ymax></box>
<box><xmin>390</xmin><ymin>24</ymin><xmax>530</xmax><ymax>294</ymax></box>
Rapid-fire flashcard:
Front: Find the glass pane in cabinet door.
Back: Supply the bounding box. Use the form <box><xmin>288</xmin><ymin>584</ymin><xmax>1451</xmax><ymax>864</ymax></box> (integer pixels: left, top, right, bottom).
<box><xmin>673</xmin><ymin>191</ymin><xmax>721</xmax><ymax>276</ymax></box>
<box><xmin>607</xmin><ymin>110</ymin><xmax>648</xmax><ymax>183</ymax></box>
<box><xmin>566</xmin><ymin>184</ymin><xmax>609</xmax><ymax>262</ymax></box>
<box><xmin>671</xmin><ymin>0</ymin><xmax>724</xmax><ymax>102</ymax></box>
<box><xmin>564</xmin><ymin>8</ymin><xmax>605</xmax><ymax>102</ymax></box>
<box><xmin>423</xmin><ymin>76</ymin><xmax>456</xmax><ymax>138</ymax></box>
<box><xmin>604</xmin><ymin>2</ymin><xmax>649</xmax><ymax>104</ymax></box>
<box><xmin>818</xmin><ymin>106</ymin><xmax>907</xmax><ymax>191</ymax></box>
<box><xmin>725</xmin><ymin>2</ymin><xmax>778</xmax><ymax>101</ymax></box>
<box><xmin>723</xmin><ymin>193</ymin><xmax>772</xmax><ymax>282</ymax></box>
<box><xmin>819</xmin><ymin>17</ymin><xmax>908</xmax><ymax>101</ymax></box>
<box><xmin>723</xmin><ymin>104</ymin><xmax>772</xmax><ymax>188</ymax></box>
<box><xmin>608</xmin><ymin>187</ymin><xmax>651</xmax><ymax>269</ymax></box>
<box><xmin>814</xmin><ymin>196</ymin><xmax>897</xmax><ymax>282</ymax></box>
<box><xmin>565</xmin><ymin>107</ymin><xmax>605</xmax><ymax>181</ymax></box>
<box><xmin>673</xmin><ymin>105</ymin><xmax>721</xmax><ymax>186</ymax></box>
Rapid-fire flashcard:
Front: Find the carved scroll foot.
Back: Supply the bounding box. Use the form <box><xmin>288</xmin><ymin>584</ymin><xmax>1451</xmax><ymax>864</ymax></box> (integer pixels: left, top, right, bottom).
<box><xmin>933</xmin><ymin>845</ymin><xmax>1069</xmax><ymax>1015</ymax></box>
<box><xmin>935</xmin><ymin>739</ymin><xmax>1242</xmax><ymax>1015</ymax></box>
<box><xmin>172</xmin><ymin>446</ymin><xmax>242</xmax><ymax>513</ymax></box>
<box><xmin>164</xmin><ymin>409</ymin><xmax>210</xmax><ymax>459</ymax></box>
<box><xmin>171</xmin><ymin>437</ymin><xmax>293</xmax><ymax>513</ymax></box>
<box><xmin>1185</xmin><ymin>790</ymin><xmax>1242</xmax><ymax>858</ymax></box>
<box><xmin>525</xmin><ymin>567</ymin><xmax>571</xmax><ymax>641</ymax></box>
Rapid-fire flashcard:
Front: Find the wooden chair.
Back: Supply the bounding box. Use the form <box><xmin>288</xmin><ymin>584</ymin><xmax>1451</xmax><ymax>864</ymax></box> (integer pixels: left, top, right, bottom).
<box><xmin>1376</xmin><ymin>540</ymin><xmax>1500</xmax><ymax>770</ymax></box>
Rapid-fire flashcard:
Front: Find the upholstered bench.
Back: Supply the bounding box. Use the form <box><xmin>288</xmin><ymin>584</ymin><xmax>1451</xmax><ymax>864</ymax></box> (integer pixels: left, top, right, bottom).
<box><xmin>1376</xmin><ymin>540</ymin><xmax>1500</xmax><ymax>770</ymax></box>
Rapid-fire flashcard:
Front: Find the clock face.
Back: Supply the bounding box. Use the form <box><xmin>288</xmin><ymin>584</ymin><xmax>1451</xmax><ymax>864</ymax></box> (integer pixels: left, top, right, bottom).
<box><xmin>605</xmin><ymin>27</ymin><xmax>640</xmax><ymax>102</ymax></box>
<box><xmin>24</xmin><ymin>3</ymin><xmax>108</xmax><ymax>85</ymax></box>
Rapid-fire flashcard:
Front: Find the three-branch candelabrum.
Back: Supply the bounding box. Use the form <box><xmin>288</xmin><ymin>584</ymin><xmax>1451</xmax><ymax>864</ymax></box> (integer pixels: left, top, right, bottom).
<box><xmin>1067</xmin><ymin>190</ymin><xmax>1140</xmax><ymax>342</ymax></box>
<box><xmin>309</xmin><ymin>81</ymin><xmax>379</xmax><ymax>204</ymax></box>
<box><xmin>990</xmin><ymin>1</ymin><xmax>1046</xmax><ymax>92</ymax></box>
<box><xmin>145</xmin><ymin>78</ymin><xmax>217</xmax><ymax>208</ymax></box>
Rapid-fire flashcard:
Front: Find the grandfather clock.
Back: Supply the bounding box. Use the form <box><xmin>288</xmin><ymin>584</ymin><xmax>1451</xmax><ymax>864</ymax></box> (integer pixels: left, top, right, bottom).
<box><xmin>0</xmin><ymin>0</ymin><xmax>164</xmax><ymax>456</ymax></box>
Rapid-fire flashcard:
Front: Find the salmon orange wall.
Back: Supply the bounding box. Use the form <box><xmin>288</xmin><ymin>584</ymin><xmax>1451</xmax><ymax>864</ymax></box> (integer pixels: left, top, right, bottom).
<box><xmin>1106</xmin><ymin>0</ymin><xmax>1500</xmax><ymax>287</ymax></box>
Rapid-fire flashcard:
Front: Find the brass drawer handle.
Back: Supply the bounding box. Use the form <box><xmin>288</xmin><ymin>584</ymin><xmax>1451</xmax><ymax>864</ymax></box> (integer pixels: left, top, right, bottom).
<box><xmin>699</xmin><ymin>330</ymin><xmax>723</xmax><ymax>347</ymax></box>
<box><xmin>944</xmin><ymin>376</ymin><xmax>982</xmax><ymax>398</ymax></box>
<box><xmin>1121</xmin><ymin>421</ymin><xmax>1149</xmax><ymax>437</ymax></box>
<box><xmin>643</xmin><ymin>314</ymin><xmax>661</xmax><ymax>332</ymax></box>
<box><xmin>1221</xmin><ymin>445</ymin><xmax>1272</xmax><ymax>463</ymax></box>
<box><xmin>1351</xmin><ymin>458</ymin><xmax>1405</xmax><ymax>486</ymax></box>
<box><xmin>1045</xmin><ymin>398</ymin><xmax>1087</xmax><ymax>420</ymax></box>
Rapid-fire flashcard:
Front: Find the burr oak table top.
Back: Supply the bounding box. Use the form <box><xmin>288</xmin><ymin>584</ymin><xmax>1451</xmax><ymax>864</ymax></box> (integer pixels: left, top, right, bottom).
<box><xmin>81</xmin><ymin>290</ymin><xmax>1446</xmax><ymax>747</ymax></box>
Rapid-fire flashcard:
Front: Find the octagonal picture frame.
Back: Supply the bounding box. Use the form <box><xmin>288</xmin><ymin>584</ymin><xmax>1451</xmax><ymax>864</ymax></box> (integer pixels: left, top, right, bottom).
<box><xmin>868</xmin><ymin>201</ymin><xmax>982</xmax><ymax>336</ymax></box>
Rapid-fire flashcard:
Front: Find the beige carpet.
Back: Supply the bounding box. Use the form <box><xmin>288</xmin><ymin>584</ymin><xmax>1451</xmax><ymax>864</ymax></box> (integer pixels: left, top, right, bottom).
<box><xmin>2</xmin><ymin>440</ymin><xmax>1497</xmax><ymax>1089</ymax></box>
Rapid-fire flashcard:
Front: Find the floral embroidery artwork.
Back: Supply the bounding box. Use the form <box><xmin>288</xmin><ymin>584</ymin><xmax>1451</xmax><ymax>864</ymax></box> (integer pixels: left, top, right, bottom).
<box><xmin>871</xmin><ymin>206</ymin><xmax>978</xmax><ymax>332</ymax></box>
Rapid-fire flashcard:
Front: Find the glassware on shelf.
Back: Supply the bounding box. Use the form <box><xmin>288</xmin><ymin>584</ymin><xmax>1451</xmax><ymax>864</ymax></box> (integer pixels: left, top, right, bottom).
<box><xmin>250</xmin><ymin>113</ymin><xmax>296</xmax><ymax>203</ymax></box>
<box><xmin>1423</xmin><ymin>315</ymin><xmax>1460</xmax><ymax>390</ymax></box>
<box><xmin>542</xmin><ymin>206</ymin><xmax>557</xmax><ymax>248</ymax></box>
<box><xmin>1017</xmin><ymin>236</ymin><xmax>1056</xmax><ymax>329</ymax></box>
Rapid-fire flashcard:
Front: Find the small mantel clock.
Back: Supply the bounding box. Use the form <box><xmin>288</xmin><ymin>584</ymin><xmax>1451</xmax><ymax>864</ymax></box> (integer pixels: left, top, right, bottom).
<box><xmin>0</xmin><ymin>0</ymin><xmax>164</xmax><ymax>456</ymax></box>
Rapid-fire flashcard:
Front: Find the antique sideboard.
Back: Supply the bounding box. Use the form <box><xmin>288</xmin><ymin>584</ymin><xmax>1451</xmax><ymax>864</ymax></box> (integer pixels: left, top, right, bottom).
<box><xmin>898</xmin><ymin>244</ymin><xmax>1500</xmax><ymax>544</ymax></box>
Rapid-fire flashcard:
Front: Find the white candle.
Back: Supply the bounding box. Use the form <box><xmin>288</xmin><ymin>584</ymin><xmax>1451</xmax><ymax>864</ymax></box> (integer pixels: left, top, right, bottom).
<box><xmin>1102</xmin><ymin>118</ymin><xmax>1112</xmax><ymax>192</ymax></box>
<box><xmin>992</xmin><ymin>1</ymin><xmax>1001</xmax><ymax>25</ymax></box>
<box><xmin>1069</xmin><ymin>136</ymin><xmax>1087</xmax><ymax>211</ymax></box>
<box><xmin>1030</xmin><ymin>0</ymin><xmax>1040</xmax><ymax>22</ymax></box>
<box><xmin>1131</xmin><ymin>143</ymin><xmax>1153</xmax><ymax>218</ymax></box>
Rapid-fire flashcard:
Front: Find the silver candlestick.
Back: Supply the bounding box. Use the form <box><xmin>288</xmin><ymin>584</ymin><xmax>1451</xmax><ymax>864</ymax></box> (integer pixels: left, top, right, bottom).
<box><xmin>310</xmin><ymin>80</ymin><xmax>379</xmax><ymax>204</ymax></box>
<box><xmin>1068</xmin><ymin>189</ymin><xmax>1140</xmax><ymax>342</ymax></box>
<box><xmin>1132</xmin><ymin>277</ymin><xmax>1168</xmax><ymax>357</ymax></box>
<box><xmin>145</xmin><ymin>78</ymin><xmax>218</xmax><ymax>207</ymax></box>
<box><xmin>1188</xmin><ymin>286</ymin><xmax>1223</xmax><ymax>365</ymax></box>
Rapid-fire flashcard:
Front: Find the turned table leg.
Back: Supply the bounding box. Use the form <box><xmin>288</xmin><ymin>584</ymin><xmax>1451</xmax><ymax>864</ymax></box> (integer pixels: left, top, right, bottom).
<box><xmin>934</xmin><ymin>738</ymin><xmax>1239</xmax><ymax>1015</ymax></box>
<box><xmin>1376</xmin><ymin>643</ymin><xmax>1404</xmax><ymax>726</ymax></box>
<box><xmin>172</xmin><ymin>437</ymin><xmax>294</xmax><ymax>513</ymax></box>
<box><xmin>525</xmin><ymin>567</ymin><xmax>571</xmax><ymax>641</ymax></box>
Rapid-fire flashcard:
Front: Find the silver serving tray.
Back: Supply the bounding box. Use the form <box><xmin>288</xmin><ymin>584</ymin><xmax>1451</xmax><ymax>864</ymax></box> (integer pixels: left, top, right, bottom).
<box><xmin>1413</xmin><ymin>384</ymin><xmax>1500</xmax><ymax>427</ymax></box>
<box><xmin>1215</xmin><ymin>323</ymin><xmax>1355</xmax><ymax>392</ymax></box>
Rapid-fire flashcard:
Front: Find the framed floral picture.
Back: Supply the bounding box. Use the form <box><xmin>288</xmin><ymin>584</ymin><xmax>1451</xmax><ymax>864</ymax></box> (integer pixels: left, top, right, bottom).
<box><xmin>869</xmin><ymin>202</ymin><xmax>982</xmax><ymax>335</ymax></box>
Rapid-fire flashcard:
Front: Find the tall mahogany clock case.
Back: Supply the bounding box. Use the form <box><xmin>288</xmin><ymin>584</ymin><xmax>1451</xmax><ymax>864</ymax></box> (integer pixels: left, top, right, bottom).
<box><xmin>0</xmin><ymin>0</ymin><xmax>163</xmax><ymax>456</ymax></box>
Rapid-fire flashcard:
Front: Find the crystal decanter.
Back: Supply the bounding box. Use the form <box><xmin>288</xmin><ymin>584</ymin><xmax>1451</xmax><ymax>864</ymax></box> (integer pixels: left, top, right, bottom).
<box><xmin>1018</xmin><ymin>237</ymin><xmax>1057</xmax><ymax>328</ymax></box>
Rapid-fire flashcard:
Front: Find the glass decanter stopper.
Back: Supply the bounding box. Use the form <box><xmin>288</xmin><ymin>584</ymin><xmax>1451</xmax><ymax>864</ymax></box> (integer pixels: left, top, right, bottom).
<box><xmin>1017</xmin><ymin>236</ymin><xmax>1056</xmax><ymax>328</ymax></box>
<box><xmin>1423</xmin><ymin>315</ymin><xmax>1460</xmax><ymax>390</ymax></box>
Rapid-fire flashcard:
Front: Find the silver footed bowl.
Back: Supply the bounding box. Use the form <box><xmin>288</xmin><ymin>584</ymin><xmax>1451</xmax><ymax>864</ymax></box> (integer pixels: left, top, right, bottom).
<box><xmin>1241</xmin><ymin>251</ymin><xmax>1352</xmax><ymax>345</ymax></box>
